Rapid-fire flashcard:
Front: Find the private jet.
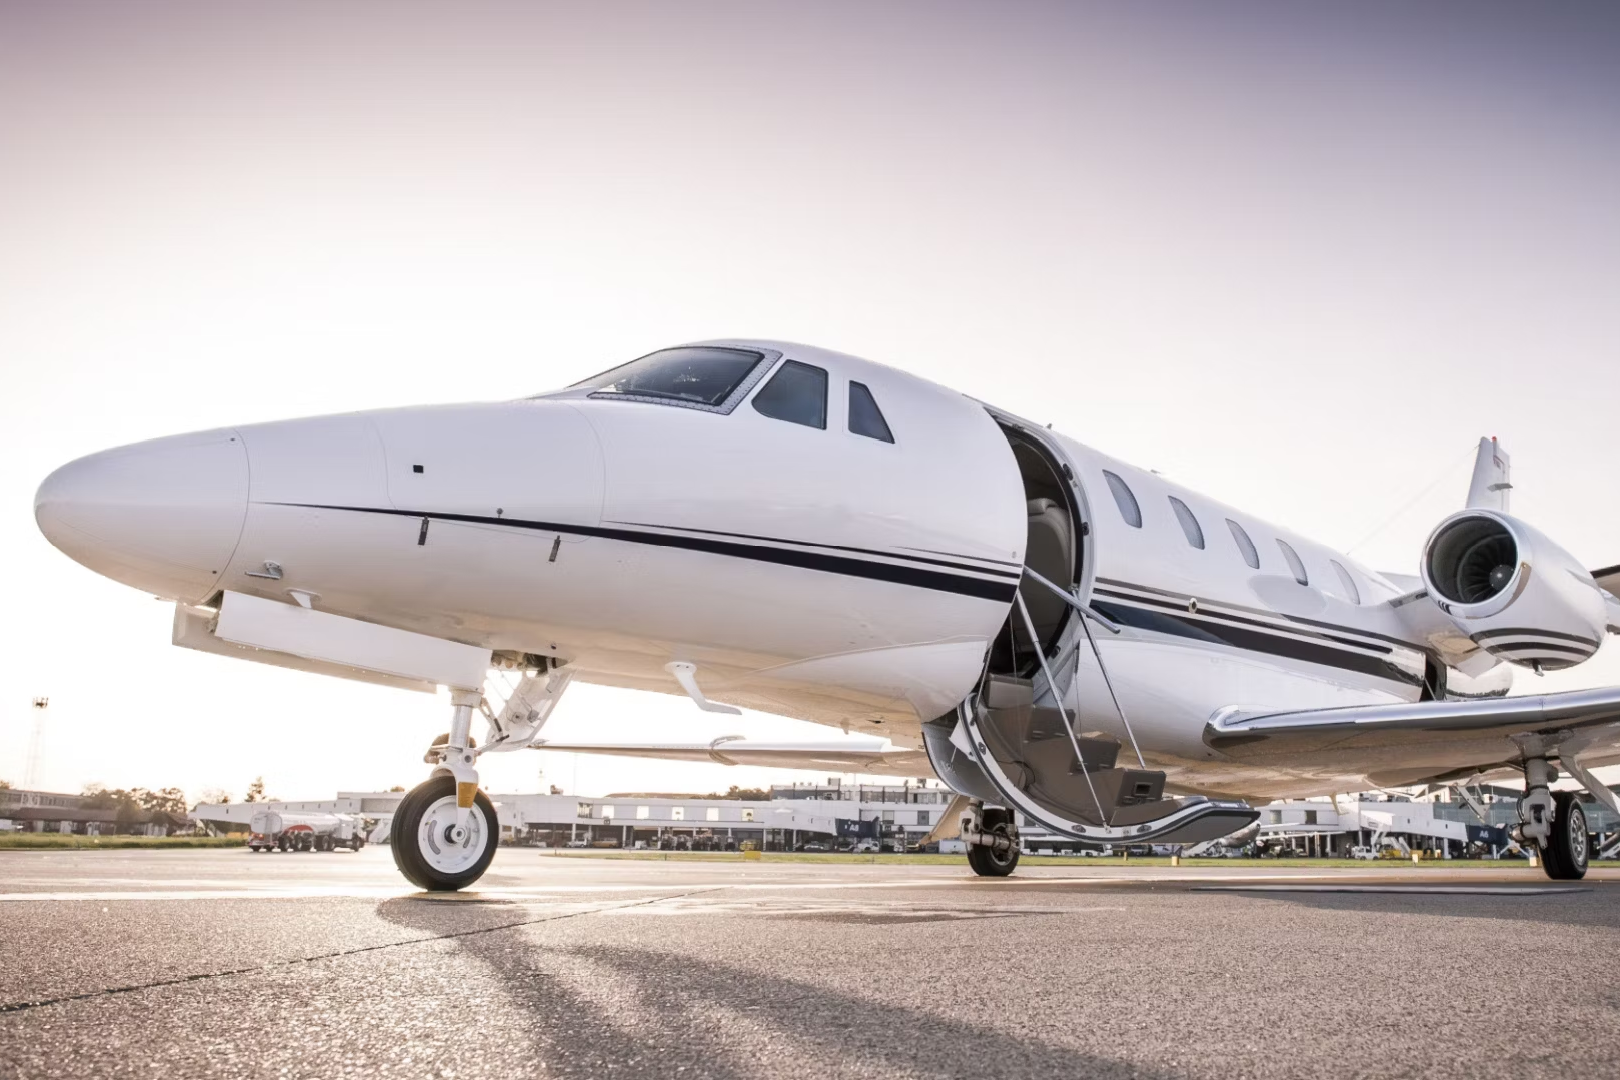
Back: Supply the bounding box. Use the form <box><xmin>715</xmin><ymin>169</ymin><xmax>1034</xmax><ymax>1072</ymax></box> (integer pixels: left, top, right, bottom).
<box><xmin>34</xmin><ymin>341</ymin><xmax>1620</xmax><ymax>888</ymax></box>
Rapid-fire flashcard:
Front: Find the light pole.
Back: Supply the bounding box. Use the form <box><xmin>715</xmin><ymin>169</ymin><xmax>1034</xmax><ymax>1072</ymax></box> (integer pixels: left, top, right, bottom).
<box><xmin>25</xmin><ymin>698</ymin><xmax>49</xmax><ymax>789</ymax></box>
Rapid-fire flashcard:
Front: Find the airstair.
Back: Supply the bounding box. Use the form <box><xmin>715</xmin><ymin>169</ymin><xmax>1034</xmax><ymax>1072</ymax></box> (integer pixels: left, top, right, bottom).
<box><xmin>925</xmin><ymin>578</ymin><xmax>1256</xmax><ymax>846</ymax></box>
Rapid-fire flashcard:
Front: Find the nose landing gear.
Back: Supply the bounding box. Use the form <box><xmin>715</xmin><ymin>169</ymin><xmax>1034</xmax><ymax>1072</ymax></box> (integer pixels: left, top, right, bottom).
<box><xmin>391</xmin><ymin>688</ymin><xmax>496</xmax><ymax>891</ymax></box>
<box><xmin>391</xmin><ymin>775</ymin><xmax>498</xmax><ymax>890</ymax></box>
<box><xmin>389</xmin><ymin>664</ymin><xmax>573</xmax><ymax>891</ymax></box>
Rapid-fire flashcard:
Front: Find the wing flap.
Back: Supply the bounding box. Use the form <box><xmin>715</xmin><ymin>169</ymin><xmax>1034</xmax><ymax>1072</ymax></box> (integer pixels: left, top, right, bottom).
<box><xmin>1209</xmin><ymin>687</ymin><xmax>1620</xmax><ymax>746</ymax></box>
<box><xmin>1205</xmin><ymin>686</ymin><xmax>1620</xmax><ymax>775</ymax></box>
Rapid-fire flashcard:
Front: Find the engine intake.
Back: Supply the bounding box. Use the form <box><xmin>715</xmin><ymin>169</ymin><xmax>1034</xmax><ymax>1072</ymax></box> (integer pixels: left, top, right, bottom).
<box><xmin>1421</xmin><ymin>511</ymin><xmax>1605</xmax><ymax>671</ymax></box>
<box><xmin>1426</xmin><ymin>515</ymin><xmax>1520</xmax><ymax>606</ymax></box>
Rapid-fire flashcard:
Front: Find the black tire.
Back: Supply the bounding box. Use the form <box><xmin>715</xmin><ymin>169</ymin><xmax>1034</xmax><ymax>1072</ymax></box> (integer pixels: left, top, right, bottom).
<box><xmin>1543</xmin><ymin>792</ymin><xmax>1589</xmax><ymax>881</ymax></box>
<box><xmin>390</xmin><ymin>776</ymin><xmax>498</xmax><ymax>891</ymax></box>
<box><xmin>966</xmin><ymin>808</ymin><xmax>1020</xmax><ymax>878</ymax></box>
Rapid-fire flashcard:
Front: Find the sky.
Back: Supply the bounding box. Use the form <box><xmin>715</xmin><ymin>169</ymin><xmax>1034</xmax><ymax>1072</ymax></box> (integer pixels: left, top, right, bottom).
<box><xmin>2</xmin><ymin>2</ymin><xmax>1619</xmax><ymax>802</ymax></box>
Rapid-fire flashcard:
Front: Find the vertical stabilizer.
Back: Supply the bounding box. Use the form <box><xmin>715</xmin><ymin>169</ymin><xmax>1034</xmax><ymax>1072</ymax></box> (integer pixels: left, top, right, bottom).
<box><xmin>1466</xmin><ymin>437</ymin><xmax>1512</xmax><ymax>512</ymax></box>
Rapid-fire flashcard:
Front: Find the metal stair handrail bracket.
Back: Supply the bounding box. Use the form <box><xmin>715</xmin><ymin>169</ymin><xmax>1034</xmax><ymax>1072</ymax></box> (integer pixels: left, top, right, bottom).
<box><xmin>1022</xmin><ymin>566</ymin><xmax>1147</xmax><ymax>768</ymax></box>
<box><xmin>1012</xmin><ymin>589</ymin><xmax>1108</xmax><ymax>823</ymax></box>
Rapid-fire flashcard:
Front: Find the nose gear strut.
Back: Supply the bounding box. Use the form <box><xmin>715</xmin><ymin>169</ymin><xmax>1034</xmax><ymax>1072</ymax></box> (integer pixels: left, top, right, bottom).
<box><xmin>395</xmin><ymin>665</ymin><xmax>575</xmax><ymax>891</ymax></box>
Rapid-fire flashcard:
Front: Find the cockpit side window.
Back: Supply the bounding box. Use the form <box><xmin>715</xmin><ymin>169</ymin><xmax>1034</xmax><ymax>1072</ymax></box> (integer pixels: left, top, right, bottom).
<box><xmin>571</xmin><ymin>346</ymin><xmax>771</xmax><ymax>413</ymax></box>
<box><xmin>752</xmin><ymin>360</ymin><xmax>828</xmax><ymax>429</ymax></box>
<box><xmin>847</xmin><ymin>381</ymin><xmax>894</xmax><ymax>443</ymax></box>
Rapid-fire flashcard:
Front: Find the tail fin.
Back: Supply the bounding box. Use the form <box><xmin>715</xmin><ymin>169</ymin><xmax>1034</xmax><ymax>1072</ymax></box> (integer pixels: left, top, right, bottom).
<box><xmin>1466</xmin><ymin>437</ymin><xmax>1512</xmax><ymax>513</ymax></box>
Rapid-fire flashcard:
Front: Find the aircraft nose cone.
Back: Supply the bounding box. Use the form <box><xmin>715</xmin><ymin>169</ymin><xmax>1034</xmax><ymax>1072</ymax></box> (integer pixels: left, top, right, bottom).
<box><xmin>35</xmin><ymin>429</ymin><xmax>249</xmax><ymax>603</ymax></box>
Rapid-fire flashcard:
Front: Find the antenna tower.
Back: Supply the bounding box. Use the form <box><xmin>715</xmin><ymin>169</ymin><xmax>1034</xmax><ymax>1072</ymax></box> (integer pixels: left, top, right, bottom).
<box><xmin>24</xmin><ymin>697</ymin><xmax>49</xmax><ymax>789</ymax></box>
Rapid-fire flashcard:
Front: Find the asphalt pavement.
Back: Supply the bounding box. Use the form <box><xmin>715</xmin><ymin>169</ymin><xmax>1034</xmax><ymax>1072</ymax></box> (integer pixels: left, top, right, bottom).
<box><xmin>2</xmin><ymin>848</ymin><xmax>1618</xmax><ymax>1079</ymax></box>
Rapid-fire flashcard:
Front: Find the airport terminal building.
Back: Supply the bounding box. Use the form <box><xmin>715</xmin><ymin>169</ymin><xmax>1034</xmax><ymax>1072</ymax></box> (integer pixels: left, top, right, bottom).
<box><xmin>191</xmin><ymin>778</ymin><xmax>1620</xmax><ymax>858</ymax></box>
<box><xmin>0</xmin><ymin>788</ymin><xmax>187</xmax><ymax>836</ymax></box>
<box><xmin>195</xmin><ymin>781</ymin><xmax>966</xmax><ymax>851</ymax></box>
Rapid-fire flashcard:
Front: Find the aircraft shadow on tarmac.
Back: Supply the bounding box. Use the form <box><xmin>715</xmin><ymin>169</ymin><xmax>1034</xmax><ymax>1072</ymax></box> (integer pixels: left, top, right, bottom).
<box><xmin>377</xmin><ymin>896</ymin><xmax>1175</xmax><ymax>1080</ymax></box>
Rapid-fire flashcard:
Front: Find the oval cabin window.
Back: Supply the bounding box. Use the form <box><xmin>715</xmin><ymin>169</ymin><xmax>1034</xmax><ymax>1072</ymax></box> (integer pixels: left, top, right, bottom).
<box><xmin>1331</xmin><ymin>560</ymin><xmax>1362</xmax><ymax>604</ymax></box>
<box><xmin>1276</xmin><ymin>539</ymin><xmax>1309</xmax><ymax>586</ymax></box>
<box><xmin>1168</xmin><ymin>496</ymin><xmax>1205</xmax><ymax>549</ymax></box>
<box><xmin>1102</xmin><ymin>471</ymin><xmax>1142</xmax><ymax>528</ymax></box>
<box><xmin>1227</xmin><ymin>519</ymin><xmax>1260</xmax><ymax>569</ymax></box>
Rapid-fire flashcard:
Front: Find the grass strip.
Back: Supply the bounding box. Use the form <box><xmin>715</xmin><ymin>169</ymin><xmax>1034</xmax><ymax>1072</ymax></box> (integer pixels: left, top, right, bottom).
<box><xmin>0</xmin><ymin>835</ymin><xmax>247</xmax><ymax>850</ymax></box>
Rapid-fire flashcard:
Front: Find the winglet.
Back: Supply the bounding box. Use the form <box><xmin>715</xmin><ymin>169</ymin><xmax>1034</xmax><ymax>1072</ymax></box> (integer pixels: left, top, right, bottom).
<box><xmin>1466</xmin><ymin>436</ymin><xmax>1512</xmax><ymax>512</ymax></box>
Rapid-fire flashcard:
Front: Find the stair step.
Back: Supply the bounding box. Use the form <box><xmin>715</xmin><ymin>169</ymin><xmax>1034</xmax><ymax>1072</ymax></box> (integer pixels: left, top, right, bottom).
<box><xmin>983</xmin><ymin>675</ymin><xmax>1033</xmax><ymax>710</ymax></box>
<box><xmin>1071</xmin><ymin>737</ymin><xmax>1122</xmax><ymax>773</ymax></box>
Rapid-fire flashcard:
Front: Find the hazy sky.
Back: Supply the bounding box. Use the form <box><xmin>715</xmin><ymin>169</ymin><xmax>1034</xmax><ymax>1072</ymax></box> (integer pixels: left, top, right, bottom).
<box><xmin>3</xmin><ymin>2</ymin><xmax>1619</xmax><ymax>801</ymax></box>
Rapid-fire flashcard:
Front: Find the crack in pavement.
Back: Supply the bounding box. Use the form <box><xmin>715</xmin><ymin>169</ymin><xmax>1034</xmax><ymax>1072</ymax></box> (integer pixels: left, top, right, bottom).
<box><xmin>0</xmin><ymin>887</ymin><xmax>725</xmax><ymax>1016</ymax></box>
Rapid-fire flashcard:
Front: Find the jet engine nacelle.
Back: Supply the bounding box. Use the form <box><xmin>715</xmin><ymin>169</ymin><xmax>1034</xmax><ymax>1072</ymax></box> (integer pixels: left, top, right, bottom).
<box><xmin>1421</xmin><ymin>510</ymin><xmax>1606</xmax><ymax>671</ymax></box>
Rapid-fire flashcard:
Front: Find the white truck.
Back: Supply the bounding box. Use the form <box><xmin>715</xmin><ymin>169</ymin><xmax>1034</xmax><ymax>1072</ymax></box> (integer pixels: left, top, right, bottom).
<box><xmin>248</xmin><ymin>809</ymin><xmax>367</xmax><ymax>853</ymax></box>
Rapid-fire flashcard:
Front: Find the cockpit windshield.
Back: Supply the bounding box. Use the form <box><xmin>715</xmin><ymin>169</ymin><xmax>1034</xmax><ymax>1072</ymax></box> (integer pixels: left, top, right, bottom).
<box><xmin>570</xmin><ymin>347</ymin><xmax>769</xmax><ymax>410</ymax></box>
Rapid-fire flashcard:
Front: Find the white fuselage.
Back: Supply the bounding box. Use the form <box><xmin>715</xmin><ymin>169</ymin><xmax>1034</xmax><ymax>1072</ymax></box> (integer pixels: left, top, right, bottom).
<box><xmin>34</xmin><ymin>340</ymin><xmax>1508</xmax><ymax>802</ymax></box>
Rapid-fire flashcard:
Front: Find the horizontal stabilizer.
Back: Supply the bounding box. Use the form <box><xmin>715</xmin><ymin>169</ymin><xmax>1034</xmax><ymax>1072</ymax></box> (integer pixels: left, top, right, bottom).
<box><xmin>1593</xmin><ymin>564</ymin><xmax>1620</xmax><ymax>602</ymax></box>
<box><xmin>533</xmin><ymin>736</ymin><xmax>931</xmax><ymax>777</ymax></box>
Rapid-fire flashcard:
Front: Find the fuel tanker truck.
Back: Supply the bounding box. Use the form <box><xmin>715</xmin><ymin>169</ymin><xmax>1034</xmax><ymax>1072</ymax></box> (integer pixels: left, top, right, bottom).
<box><xmin>247</xmin><ymin>809</ymin><xmax>368</xmax><ymax>853</ymax></box>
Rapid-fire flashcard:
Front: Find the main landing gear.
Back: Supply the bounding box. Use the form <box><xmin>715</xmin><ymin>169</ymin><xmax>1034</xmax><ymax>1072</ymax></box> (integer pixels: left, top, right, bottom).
<box><xmin>962</xmin><ymin>802</ymin><xmax>1020</xmax><ymax>877</ymax></box>
<box><xmin>391</xmin><ymin>688</ymin><xmax>496</xmax><ymax>891</ymax></box>
<box><xmin>1517</xmin><ymin>758</ymin><xmax>1589</xmax><ymax>881</ymax></box>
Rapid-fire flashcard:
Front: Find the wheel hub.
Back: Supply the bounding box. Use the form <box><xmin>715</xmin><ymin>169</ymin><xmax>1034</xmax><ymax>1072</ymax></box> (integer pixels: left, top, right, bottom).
<box><xmin>417</xmin><ymin>795</ymin><xmax>487</xmax><ymax>875</ymax></box>
<box><xmin>1568</xmin><ymin>804</ymin><xmax>1589</xmax><ymax>872</ymax></box>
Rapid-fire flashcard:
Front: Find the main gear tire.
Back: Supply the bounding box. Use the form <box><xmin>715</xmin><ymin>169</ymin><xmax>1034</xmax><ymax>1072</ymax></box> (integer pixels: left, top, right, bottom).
<box><xmin>390</xmin><ymin>775</ymin><xmax>498</xmax><ymax>891</ymax></box>
<box><xmin>1542</xmin><ymin>791</ymin><xmax>1589</xmax><ymax>881</ymax></box>
<box><xmin>966</xmin><ymin>807</ymin><xmax>1020</xmax><ymax>877</ymax></box>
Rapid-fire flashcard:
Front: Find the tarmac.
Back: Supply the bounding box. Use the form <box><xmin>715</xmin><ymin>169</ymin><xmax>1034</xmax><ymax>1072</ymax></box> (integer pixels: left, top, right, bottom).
<box><xmin>2</xmin><ymin>848</ymin><xmax>1619</xmax><ymax>1079</ymax></box>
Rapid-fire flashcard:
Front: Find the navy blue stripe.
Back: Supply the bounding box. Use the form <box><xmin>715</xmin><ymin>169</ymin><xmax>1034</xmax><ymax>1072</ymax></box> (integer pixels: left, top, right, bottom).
<box><xmin>1471</xmin><ymin>627</ymin><xmax>1601</xmax><ymax>648</ymax></box>
<box><xmin>1094</xmin><ymin>576</ymin><xmax>1425</xmax><ymax>652</ymax></box>
<box><xmin>1091</xmin><ymin>600</ymin><xmax>1421</xmax><ymax>686</ymax></box>
<box><xmin>266</xmin><ymin>503</ymin><xmax>1019</xmax><ymax>603</ymax></box>
<box><xmin>1484</xmin><ymin>641</ymin><xmax>1594</xmax><ymax>657</ymax></box>
<box><xmin>603</xmin><ymin>519</ymin><xmax>1024</xmax><ymax>577</ymax></box>
<box><xmin>1093</xmin><ymin>587</ymin><xmax>1392</xmax><ymax>655</ymax></box>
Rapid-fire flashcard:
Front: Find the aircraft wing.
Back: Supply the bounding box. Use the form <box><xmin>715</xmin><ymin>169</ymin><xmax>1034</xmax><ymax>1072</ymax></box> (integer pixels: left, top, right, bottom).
<box><xmin>533</xmin><ymin>736</ymin><xmax>933</xmax><ymax>778</ymax></box>
<box><xmin>1204</xmin><ymin>686</ymin><xmax>1620</xmax><ymax>787</ymax></box>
